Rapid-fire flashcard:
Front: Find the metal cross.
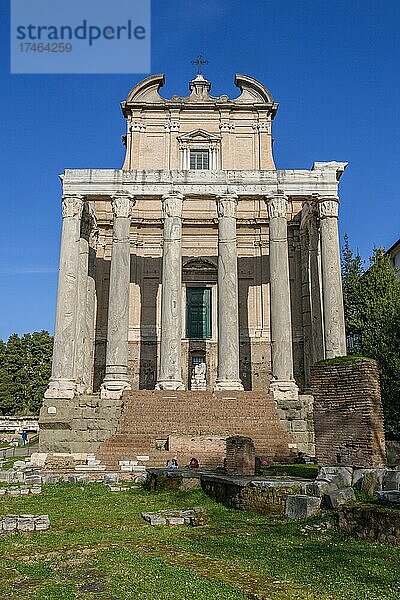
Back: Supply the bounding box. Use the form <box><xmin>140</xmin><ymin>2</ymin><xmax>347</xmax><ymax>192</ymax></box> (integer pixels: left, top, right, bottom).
<box><xmin>191</xmin><ymin>54</ymin><xmax>209</xmax><ymax>75</ymax></box>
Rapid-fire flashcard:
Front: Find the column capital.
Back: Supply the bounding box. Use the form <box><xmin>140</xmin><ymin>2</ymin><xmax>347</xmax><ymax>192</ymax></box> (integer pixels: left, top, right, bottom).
<box><xmin>62</xmin><ymin>195</ymin><xmax>84</xmax><ymax>219</ymax></box>
<box><xmin>111</xmin><ymin>192</ymin><xmax>135</xmax><ymax>218</ymax></box>
<box><xmin>161</xmin><ymin>191</ymin><xmax>184</xmax><ymax>218</ymax></box>
<box><xmin>216</xmin><ymin>192</ymin><xmax>238</xmax><ymax>218</ymax></box>
<box><xmin>265</xmin><ymin>192</ymin><xmax>288</xmax><ymax>219</ymax></box>
<box><xmin>318</xmin><ymin>197</ymin><xmax>339</xmax><ymax>219</ymax></box>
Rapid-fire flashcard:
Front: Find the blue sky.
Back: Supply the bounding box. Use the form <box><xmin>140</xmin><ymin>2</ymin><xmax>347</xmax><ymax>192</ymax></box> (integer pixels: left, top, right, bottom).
<box><xmin>1</xmin><ymin>0</ymin><xmax>399</xmax><ymax>340</ymax></box>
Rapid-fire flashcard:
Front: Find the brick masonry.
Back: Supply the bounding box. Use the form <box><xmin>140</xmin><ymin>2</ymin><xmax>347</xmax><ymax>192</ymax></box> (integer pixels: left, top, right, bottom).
<box><xmin>312</xmin><ymin>358</ymin><xmax>386</xmax><ymax>467</ymax></box>
<box><xmin>96</xmin><ymin>390</ymin><xmax>299</xmax><ymax>469</ymax></box>
<box><xmin>225</xmin><ymin>436</ymin><xmax>255</xmax><ymax>476</ymax></box>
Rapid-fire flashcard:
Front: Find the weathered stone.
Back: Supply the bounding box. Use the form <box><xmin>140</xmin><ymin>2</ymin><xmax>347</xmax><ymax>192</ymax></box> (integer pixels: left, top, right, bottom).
<box><xmin>386</xmin><ymin>441</ymin><xmax>400</xmax><ymax>467</ymax></box>
<box><xmin>324</xmin><ymin>487</ymin><xmax>355</xmax><ymax>509</ymax></box>
<box><xmin>2</xmin><ymin>516</ymin><xmax>17</xmax><ymax>531</ymax></box>
<box><xmin>41</xmin><ymin>474</ymin><xmax>61</xmax><ymax>484</ymax></box>
<box><xmin>382</xmin><ymin>470</ymin><xmax>400</xmax><ymax>491</ymax></box>
<box><xmin>377</xmin><ymin>491</ymin><xmax>400</xmax><ymax>505</ymax></box>
<box><xmin>18</xmin><ymin>515</ymin><xmax>35</xmax><ymax>531</ymax></box>
<box><xmin>166</xmin><ymin>516</ymin><xmax>185</xmax><ymax>526</ymax></box>
<box><xmin>179</xmin><ymin>478</ymin><xmax>201</xmax><ymax>491</ymax></box>
<box><xmin>103</xmin><ymin>473</ymin><xmax>119</xmax><ymax>484</ymax></box>
<box><xmin>285</xmin><ymin>495</ymin><xmax>321</xmax><ymax>519</ymax></box>
<box><xmin>34</xmin><ymin>515</ymin><xmax>50</xmax><ymax>531</ymax></box>
<box><xmin>317</xmin><ymin>467</ymin><xmax>353</xmax><ymax>488</ymax></box>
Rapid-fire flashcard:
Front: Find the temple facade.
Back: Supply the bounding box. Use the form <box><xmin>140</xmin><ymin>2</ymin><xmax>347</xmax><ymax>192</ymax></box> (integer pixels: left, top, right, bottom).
<box><xmin>40</xmin><ymin>73</ymin><xmax>348</xmax><ymax>462</ymax></box>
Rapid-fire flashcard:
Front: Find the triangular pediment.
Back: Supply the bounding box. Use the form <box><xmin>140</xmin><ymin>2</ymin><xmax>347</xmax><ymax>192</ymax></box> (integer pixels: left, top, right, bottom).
<box><xmin>177</xmin><ymin>129</ymin><xmax>221</xmax><ymax>143</ymax></box>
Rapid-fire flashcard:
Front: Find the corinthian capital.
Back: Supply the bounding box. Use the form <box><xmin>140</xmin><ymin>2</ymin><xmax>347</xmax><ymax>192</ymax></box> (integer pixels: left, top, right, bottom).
<box><xmin>318</xmin><ymin>197</ymin><xmax>339</xmax><ymax>219</ymax></box>
<box><xmin>62</xmin><ymin>195</ymin><xmax>84</xmax><ymax>219</ymax></box>
<box><xmin>216</xmin><ymin>193</ymin><xmax>238</xmax><ymax>218</ymax></box>
<box><xmin>111</xmin><ymin>192</ymin><xmax>135</xmax><ymax>218</ymax></box>
<box><xmin>265</xmin><ymin>192</ymin><xmax>288</xmax><ymax>219</ymax></box>
<box><xmin>162</xmin><ymin>191</ymin><xmax>184</xmax><ymax>218</ymax></box>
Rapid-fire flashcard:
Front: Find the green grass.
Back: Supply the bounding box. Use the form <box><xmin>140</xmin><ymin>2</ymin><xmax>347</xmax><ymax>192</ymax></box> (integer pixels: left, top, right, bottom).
<box><xmin>260</xmin><ymin>464</ymin><xmax>318</xmax><ymax>479</ymax></box>
<box><xmin>0</xmin><ymin>483</ymin><xmax>399</xmax><ymax>599</ymax></box>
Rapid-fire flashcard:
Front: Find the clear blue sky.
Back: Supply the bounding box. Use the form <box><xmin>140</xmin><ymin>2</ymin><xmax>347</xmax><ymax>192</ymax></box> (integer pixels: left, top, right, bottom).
<box><xmin>1</xmin><ymin>0</ymin><xmax>399</xmax><ymax>340</ymax></box>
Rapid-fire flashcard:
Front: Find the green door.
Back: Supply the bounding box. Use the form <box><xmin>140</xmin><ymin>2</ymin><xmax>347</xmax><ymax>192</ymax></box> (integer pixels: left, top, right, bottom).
<box><xmin>186</xmin><ymin>287</ymin><xmax>211</xmax><ymax>339</ymax></box>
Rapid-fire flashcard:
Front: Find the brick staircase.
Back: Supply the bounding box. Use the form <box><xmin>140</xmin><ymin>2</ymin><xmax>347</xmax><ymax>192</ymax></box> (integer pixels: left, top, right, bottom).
<box><xmin>97</xmin><ymin>390</ymin><xmax>294</xmax><ymax>470</ymax></box>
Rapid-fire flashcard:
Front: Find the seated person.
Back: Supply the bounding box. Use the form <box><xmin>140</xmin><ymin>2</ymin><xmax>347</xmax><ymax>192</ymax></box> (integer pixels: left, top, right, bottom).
<box><xmin>166</xmin><ymin>458</ymin><xmax>179</xmax><ymax>469</ymax></box>
<box><xmin>188</xmin><ymin>457</ymin><xmax>199</xmax><ymax>469</ymax></box>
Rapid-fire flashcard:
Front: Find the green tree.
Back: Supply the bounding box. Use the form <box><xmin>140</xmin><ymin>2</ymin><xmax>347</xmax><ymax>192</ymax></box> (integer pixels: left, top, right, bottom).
<box><xmin>0</xmin><ymin>331</ymin><xmax>53</xmax><ymax>415</ymax></box>
<box><xmin>342</xmin><ymin>240</ymin><xmax>400</xmax><ymax>437</ymax></box>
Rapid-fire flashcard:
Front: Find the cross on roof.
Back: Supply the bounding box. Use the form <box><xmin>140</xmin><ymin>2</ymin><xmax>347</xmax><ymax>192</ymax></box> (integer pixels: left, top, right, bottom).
<box><xmin>191</xmin><ymin>54</ymin><xmax>209</xmax><ymax>75</ymax></box>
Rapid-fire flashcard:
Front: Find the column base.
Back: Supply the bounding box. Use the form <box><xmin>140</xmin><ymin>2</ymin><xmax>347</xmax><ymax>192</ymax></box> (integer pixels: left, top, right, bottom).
<box><xmin>213</xmin><ymin>379</ymin><xmax>244</xmax><ymax>391</ymax></box>
<box><xmin>269</xmin><ymin>379</ymin><xmax>299</xmax><ymax>401</ymax></box>
<box><xmin>100</xmin><ymin>379</ymin><xmax>131</xmax><ymax>400</ymax></box>
<box><xmin>44</xmin><ymin>380</ymin><xmax>76</xmax><ymax>400</ymax></box>
<box><xmin>155</xmin><ymin>379</ymin><xmax>185</xmax><ymax>391</ymax></box>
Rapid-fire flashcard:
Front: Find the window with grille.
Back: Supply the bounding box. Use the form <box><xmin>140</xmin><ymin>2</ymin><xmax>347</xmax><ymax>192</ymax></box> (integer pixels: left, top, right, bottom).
<box><xmin>190</xmin><ymin>149</ymin><xmax>209</xmax><ymax>170</ymax></box>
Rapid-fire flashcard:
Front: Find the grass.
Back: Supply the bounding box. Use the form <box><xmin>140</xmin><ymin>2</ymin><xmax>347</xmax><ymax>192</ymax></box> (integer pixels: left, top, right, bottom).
<box><xmin>260</xmin><ymin>464</ymin><xmax>319</xmax><ymax>479</ymax></box>
<box><xmin>0</xmin><ymin>483</ymin><xmax>399</xmax><ymax>599</ymax></box>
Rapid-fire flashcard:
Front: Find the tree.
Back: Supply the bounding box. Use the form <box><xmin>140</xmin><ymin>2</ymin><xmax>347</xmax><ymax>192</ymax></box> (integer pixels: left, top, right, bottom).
<box><xmin>342</xmin><ymin>239</ymin><xmax>400</xmax><ymax>438</ymax></box>
<box><xmin>0</xmin><ymin>331</ymin><xmax>53</xmax><ymax>415</ymax></box>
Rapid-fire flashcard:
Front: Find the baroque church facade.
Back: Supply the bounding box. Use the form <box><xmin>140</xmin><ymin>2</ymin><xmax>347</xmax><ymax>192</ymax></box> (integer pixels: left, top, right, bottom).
<box><xmin>40</xmin><ymin>73</ymin><xmax>347</xmax><ymax>464</ymax></box>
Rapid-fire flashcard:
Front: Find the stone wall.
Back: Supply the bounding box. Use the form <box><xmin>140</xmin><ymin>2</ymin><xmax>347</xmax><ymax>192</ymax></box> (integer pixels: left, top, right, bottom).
<box><xmin>312</xmin><ymin>358</ymin><xmax>386</xmax><ymax>467</ymax></box>
<box><xmin>339</xmin><ymin>504</ymin><xmax>400</xmax><ymax>545</ymax></box>
<box><xmin>39</xmin><ymin>394</ymin><xmax>123</xmax><ymax>454</ymax></box>
<box><xmin>225</xmin><ymin>436</ymin><xmax>255</xmax><ymax>476</ymax></box>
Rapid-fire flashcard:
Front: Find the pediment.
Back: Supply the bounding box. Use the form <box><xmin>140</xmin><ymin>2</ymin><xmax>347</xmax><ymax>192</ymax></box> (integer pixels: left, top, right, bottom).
<box><xmin>177</xmin><ymin>129</ymin><xmax>221</xmax><ymax>143</ymax></box>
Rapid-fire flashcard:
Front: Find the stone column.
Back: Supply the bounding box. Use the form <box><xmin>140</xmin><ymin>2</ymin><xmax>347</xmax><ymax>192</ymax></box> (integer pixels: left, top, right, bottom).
<box><xmin>214</xmin><ymin>193</ymin><xmax>243</xmax><ymax>391</ymax></box>
<box><xmin>74</xmin><ymin>207</ymin><xmax>93</xmax><ymax>394</ymax></box>
<box><xmin>156</xmin><ymin>191</ymin><xmax>185</xmax><ymax>390</ymax></box>
<box><xmin>318</xmin><ymin>197</ymin><xmax>347</xmax><ymax>358</ymax></box>
<box><xmin>45</xmin><ymin>195</ymin><xmax>84</xmax><ymax>399</ymax></box>
<box><xmin>83</xmin><ymin>224</ymin><xmax>98</xmax><ymax>393</ymax></box>
<box><xmin>265</xmin><ymin>192</ymin><xmax>298</xmax><ymax>395</ymax></box>
<box><xmin>101</xmin><ymin>193</ymin><xmax>135</xmax><ymax>399</ymax></box>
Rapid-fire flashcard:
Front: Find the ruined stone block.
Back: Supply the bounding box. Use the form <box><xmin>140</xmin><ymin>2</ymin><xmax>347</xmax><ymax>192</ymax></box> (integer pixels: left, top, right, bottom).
<box><xmin>324</xmin><ymin>487</ymin><xmax>355</xmax><ymax>509</ymax></box>
<box><xmin>285</xmin><ymin>495</ymin><xmax>321</xmax><ymax>519</ymax></box>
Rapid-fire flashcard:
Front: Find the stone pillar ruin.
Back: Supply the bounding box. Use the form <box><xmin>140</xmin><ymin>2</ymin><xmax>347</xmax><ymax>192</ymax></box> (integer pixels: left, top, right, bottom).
<box><xmin>214</xmin><ymin>192</ymin><xmax>243</xmax><ymax>391</ymax></box>
<box><xmin>101</xmin><ymin>192</ymin><xmax>135</xmax><ymax>399</ymax></box>
<box><xmin>156</xmin><ymin>191</ymin><xmax>185</xmax><ymax>390</ymax></box>
<box><xmin>265</xmin><ymin>192</ymin><xmax>298</xmax><ymax>396</ymax></box>
<box><xmin>318</xmin><ymin>197</ymin><xmax>346</xmax><ymax>358</ymax></box>
<box><xmin>45</xmin><ymin>195</ymin><xmax>84</xmax><ymax>400</ymax></box>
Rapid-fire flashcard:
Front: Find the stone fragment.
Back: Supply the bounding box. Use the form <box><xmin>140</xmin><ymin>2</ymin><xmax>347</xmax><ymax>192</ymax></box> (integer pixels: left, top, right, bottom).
<box><xmin>317</xmin><ymin>466</ymin><xmax>353</xmax><ymax>488</ymax></box>
<box><xmin>361</xmin><ymin>471</ymin><xmax>382</xmax><ymax>496</ymax></box>
<box><xmin>190</xmin><ymin>507</ymin><xmax>208</xmax><ymax>527</ymax></box>
<box><xmin>285</xmin><ymin>495</ymin><xmax>321</xmax><ymax>519</ymax></box>
<box><xmin>382</xmin><ymin>470</ymin><xmax>400</xmax><ymax>491</ymax></box>
<box><xmin>25</xmin><ymin>475</ymin><xmax>42</xmax><ymax>486</ymax></box>
<box><xmin>103</xmin><ymin>473</ymin><xmax>119</xmax><ymax>484</ymax></box>
<box><xmin>30</xmin><ymin>486</ymin><xmax>42</xmax><ymax>495</ymax></box>
<box><xmin>166</xmin><ymin>517</ymin><xmax>185</xmax><ymax>526</ymax></box>
<box><xmin>0</xmin><ymin>488</ymin><xmax>6</xmax><ymax>496</ymax></box>
<box><xmin>18</xmin><ymin>515</ymin><xmax>35</xmax><ymax>531</ymax></box>
<box><xmin>179</xmin><ymin>478</ymin><xmax>201</xmax><ymax>491</ymax></box>
<box><xmin>3</xmin><ymin>516</ymin><xmax>17</xmax><ymax>531</ymax></box>
<box><xmin>41</xmin><ymin>474</ymin><xmax>61</xmax><ymax>484</ymax></box>
<box><xmin>324</xmin><ymin>487</ymin><xmax>355</xmax><ymax>509</ymax></box>
<box><xmin>13</xmin><ymin>461</ymin><xmax>26</xmax><ymax>470</ymax></box>
<box><xmin>149</xmin><ymin>515</ymin><xmax>166</xmax><ymax>526</ymax></box>
<box><xmin>133</xmin><ymin>474</ymin><xmax>147</xmax><ymax>484</ymax></box>
<box><xmin>19</xmin><ymin>488</ymin><xmax>29</xmax><ymax>495</ymax></box>
<box><xmin>377</xmin><ymin>491</ymin><xmax>400</xmax><ymax>505</ymax></box>
<box><xmin>34</xmin><ymin>515</ymin><xmax>50</xmax><ymax>531</ymax></box>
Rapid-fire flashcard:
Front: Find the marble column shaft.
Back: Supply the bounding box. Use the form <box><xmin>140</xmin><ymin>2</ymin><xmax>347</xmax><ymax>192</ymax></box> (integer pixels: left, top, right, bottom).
<box><xmin>318</xmin><ymin>198</ymin><xmax>347</xmax><ymax>358</ymax></box>
<box><xmin>266</xmin><ymin>193</ymin><xmax>296</xmax><ymax>386</ymax></box>
<box><xmin>45</xmin><ymin>195</ymin><xmax>83</xmax><ymax>399</ymax></box>
<box><xmin>156</xmin><ymin>192</ymin><xmax>185</xmax><ymax>390</ymax></box>
<box><xmin>214</xmin><ymin>193</ymin><xmax>243</xmax><ymax>391</ymax></box>
<box><xmin>101</xmin><ymin>193</ymin><xmax>135</xmax><ymax>398</ymax></box>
